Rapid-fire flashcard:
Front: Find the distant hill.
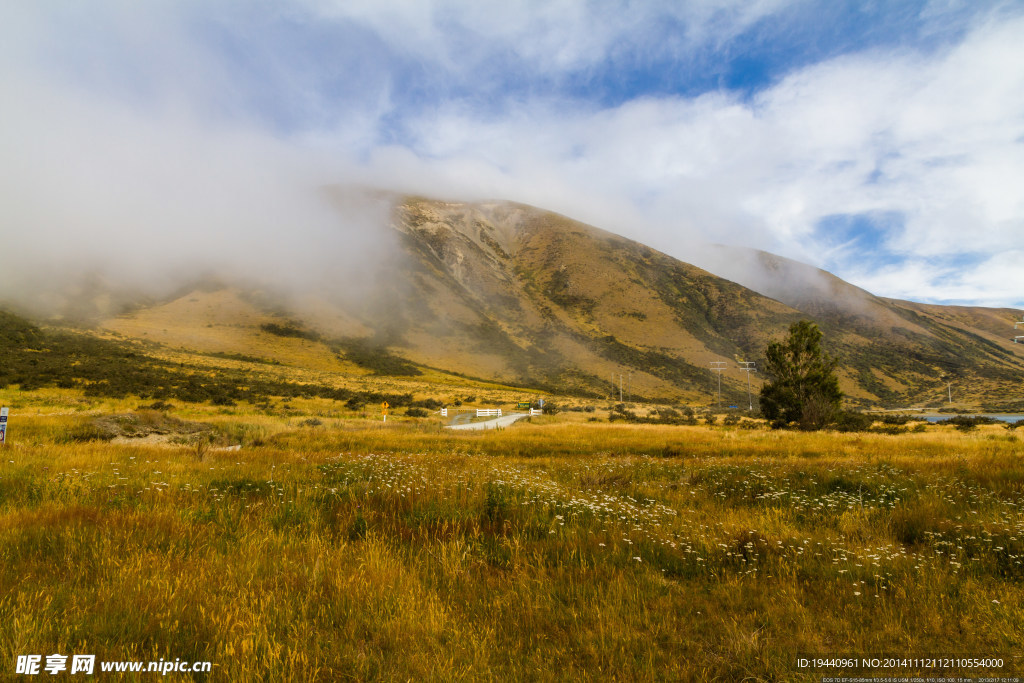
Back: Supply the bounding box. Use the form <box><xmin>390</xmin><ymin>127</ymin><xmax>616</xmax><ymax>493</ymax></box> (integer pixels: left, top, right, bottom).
<box><xmin>693</xmin><ymin>246</ymin><xmax>1024</xmax><ymax>409</ymax></box>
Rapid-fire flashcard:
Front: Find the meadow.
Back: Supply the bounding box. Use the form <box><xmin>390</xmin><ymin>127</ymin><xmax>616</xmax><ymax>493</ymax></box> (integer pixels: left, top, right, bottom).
<box><xmin>1</xmin><ymin>393</ymin><xmax>1022</xmax><ymax>680</ymax></box>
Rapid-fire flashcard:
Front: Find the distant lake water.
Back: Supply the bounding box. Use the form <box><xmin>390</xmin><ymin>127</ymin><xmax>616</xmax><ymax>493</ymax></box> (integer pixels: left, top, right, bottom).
<box><xmin>919</xmin><ymin>414</ymin><xmax>1024</xmax><ymax>423</ymax></box>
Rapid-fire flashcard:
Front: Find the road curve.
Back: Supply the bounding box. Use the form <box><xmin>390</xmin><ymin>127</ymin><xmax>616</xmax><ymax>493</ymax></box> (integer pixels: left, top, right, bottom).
<box><xmin>445</xmin><ymin>413</ymin><xmax>531</xmax><ymax>431</ymax></box>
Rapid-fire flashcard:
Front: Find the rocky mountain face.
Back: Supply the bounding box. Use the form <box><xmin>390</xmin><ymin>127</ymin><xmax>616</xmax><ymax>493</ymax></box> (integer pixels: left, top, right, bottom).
<box><xmin>375</xmin><ymin>198</ymin><xmax>802</xmax><ymax>403</ymax></box>
<box><xmin>305</xmin><ymin>197</ymin><xmax>1020</xmax><ymax>408</ymax></box>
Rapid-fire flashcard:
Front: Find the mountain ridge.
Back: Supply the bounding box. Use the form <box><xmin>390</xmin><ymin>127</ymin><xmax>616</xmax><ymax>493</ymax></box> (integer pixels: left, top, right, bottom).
<box><xmin>5</xmin><ymin>195</ymin><xmax>1022</xmax><ymax>409</ymax></box>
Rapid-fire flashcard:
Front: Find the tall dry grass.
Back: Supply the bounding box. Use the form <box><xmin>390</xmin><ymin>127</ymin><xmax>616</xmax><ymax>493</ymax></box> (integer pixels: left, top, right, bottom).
<box><xmin>0</xmin><ymin>406</ymin><xmax>1021</xmax><ymax>680</ymax></box>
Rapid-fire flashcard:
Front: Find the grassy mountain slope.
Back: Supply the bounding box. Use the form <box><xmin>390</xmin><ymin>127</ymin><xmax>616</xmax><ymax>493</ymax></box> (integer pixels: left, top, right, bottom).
<box><xmin>696</xmin><ymin>246</ymin><xmax>1024</xmax><ymax>408</ymax></box>
<box><xmin>7</xmin><ymin>196</ymin><xmax>1019</xmax><ymax>409</ymax></box>
<box><xmin>381</xmin><ymin>199</ymin><xmax>804</xmax><ymax>402</ymax></box>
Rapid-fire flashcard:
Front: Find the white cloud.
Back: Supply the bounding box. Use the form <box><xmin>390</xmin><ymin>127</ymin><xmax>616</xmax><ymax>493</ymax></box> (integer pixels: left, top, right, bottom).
<box><xmin>847</xmin><ymin>250</ymin><xmax>1024</xmax><ymax>308</ymax></box>
<box><xmin>1</xmin><ymin>0</ymin><xmax>1022</xmax><ymax>311</ymax></box>
<box><xmin>346</xmin><ymin>9</ymin><xmax>1024</xmax><ymax>306</ymax></box>
<box><xmin>301</xmin><ymin>0</ymin><xmax>801</xmax><ymax>75</ymax></box>
<box><xmin>0</xmin><ymin>10</ymin><xmax>393</xmax><ymax>313</ymax></box>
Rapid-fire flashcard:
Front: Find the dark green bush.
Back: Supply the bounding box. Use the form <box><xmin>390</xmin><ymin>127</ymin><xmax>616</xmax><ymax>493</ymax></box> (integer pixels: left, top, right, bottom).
<box><xmin>260</xmin><ymin>322</ymin><xmax>321</xmax><ymax>341</ymax></box>
<box><xmin>332</xmin><ymin>337</ymin><xmax>422</xmax><ymax>376</ymax></box>
<box><xmin>832</xmin><ymin>411</ymin><xmax>875</xmax><ymax>432</ymax></box>
<box><xmin>937</xmin><ymin>416</ymin><xmax>999</xmax><ymax>432</ymax></box>
<box><xmin>541</xmin><ymin>401</ymin><xmax>560</xmax><ymax>415</ymax></box>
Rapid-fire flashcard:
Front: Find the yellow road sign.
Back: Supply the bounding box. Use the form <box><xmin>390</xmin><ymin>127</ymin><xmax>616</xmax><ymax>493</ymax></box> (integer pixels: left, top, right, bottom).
<box><xmin>381</xmin><ymin>401</ymin><xmax>389</xmax><ymax>413</ymax></box>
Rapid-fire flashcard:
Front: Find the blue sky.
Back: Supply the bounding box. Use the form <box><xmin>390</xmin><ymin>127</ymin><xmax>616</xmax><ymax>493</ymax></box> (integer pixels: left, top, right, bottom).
<box><xmin>2</xmin><ymin>1</ymin><xmax>1023</xmax><ymax>308</ymax></box>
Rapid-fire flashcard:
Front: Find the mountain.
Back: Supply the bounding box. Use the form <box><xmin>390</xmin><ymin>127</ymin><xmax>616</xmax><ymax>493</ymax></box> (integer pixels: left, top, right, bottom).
<box><xmin>91</xmin><ymin>196</ymin><xmax>1024</xmax><ymax>410</ymax></box>
<box><xmin>693</xmin><ymin>246</ymin><xmax>1024</xmax><ymax>408</ymax></box>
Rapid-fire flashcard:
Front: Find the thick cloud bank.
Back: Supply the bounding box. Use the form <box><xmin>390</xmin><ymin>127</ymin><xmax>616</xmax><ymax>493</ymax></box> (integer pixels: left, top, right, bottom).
<box><xmin>1</xmin><ymin>1</ymin><xmax>1021</xmax><ymax>312</ymax></box>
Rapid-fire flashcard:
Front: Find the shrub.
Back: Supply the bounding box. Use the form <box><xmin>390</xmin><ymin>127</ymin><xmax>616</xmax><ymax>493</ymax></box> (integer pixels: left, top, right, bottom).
<box><xmin>62</xmin><ymin>422</ymin><xmax>118</xmax><ymax>443</ymax></box>
<box><xmin>879</xmin><ymin>414</ymin><xmax>916</xmax><ymax>425</ymax></box>
<box><xmin>138</xmin><ymin>400</ymin><xmax>174</xmax><ymax>412</ymax></box>
<box><xmin>832</xmin><ymin>411</ymin><xmax>875</xmax><ymax>433</ymax></box>
<box><xmin>332</xmin><ymin>337</ymin><xmax>422</xmax><ymax>376</ymax></box>
<box><xmin>937</xmin><ymin>416</ymin><xmax>999</xmax><ymax>432</ymax></box>
<box><xmin>410</xmin><ymin>398</ymin><xmax>443</xmax><ymax>410</ymax></box>
<box><xmin>872</xmin><ymin>425</ymin><xmax>905</xmax><ymax>435</ymax></box>
<box><xmin>260</xmin><ymin>322</ymin><xmax>321</xmax><ymax>341</ymax></box>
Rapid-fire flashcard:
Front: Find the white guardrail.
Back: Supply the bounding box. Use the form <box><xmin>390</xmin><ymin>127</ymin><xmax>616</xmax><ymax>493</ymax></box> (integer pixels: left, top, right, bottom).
<box><xmin>439</xmin><ymin>407</ymin><xmax>542</xmax><ymax>418</ymax></box>
<box><xmin>436</xmin><ymin>409</ymin><xmax>540</xmax><ymax>419</ymax></box>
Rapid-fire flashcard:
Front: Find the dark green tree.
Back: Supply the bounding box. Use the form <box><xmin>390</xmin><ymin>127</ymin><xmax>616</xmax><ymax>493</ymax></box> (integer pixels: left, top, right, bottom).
<box><xmin>760</xmin><ymin>320</ymin><xmax>843</xmax><ymax>429</ymax></box>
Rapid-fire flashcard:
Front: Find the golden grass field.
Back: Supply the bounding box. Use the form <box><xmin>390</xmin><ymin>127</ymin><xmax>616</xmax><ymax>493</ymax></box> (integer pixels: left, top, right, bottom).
<box><xmin>1</xmin><ymin>388</ymin><xmax>1022</xmax><ymax>681</ymax></box>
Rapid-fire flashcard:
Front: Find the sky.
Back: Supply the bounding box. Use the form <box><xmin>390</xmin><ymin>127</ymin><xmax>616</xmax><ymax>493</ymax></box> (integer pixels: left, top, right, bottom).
<box><xmin>1</xmin><ymin>0</ymin><xmax>1023</xmax><ymax>309</ymax></box>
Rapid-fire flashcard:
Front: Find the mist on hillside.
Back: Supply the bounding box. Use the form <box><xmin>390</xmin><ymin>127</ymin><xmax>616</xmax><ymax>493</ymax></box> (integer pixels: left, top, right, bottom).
<box><xmin>684</xmin><ymin>244</ymin><xmax>880</xmax><ymax>320</ymax></box>
<box><xmin>0</xmin><ymin>21</ymin><xmax>542</xmax><ymax>325</ymax></box>
<box><xmin>0</xmin><ymin>4</ymin><xmax>871</xmax><ymax>325</ymax></box>
<box><xmin>5</xmin><ymin>2</ymin><xmax>1023</xmax><ymax>327</ymax></box>
<box><xmin>0</xmin><ymin>5</ymin><xmax>418</xmax><ymax>323</ymax></box>
<box><xmin>0</xmin><ymin>71</ymin><xmax>403</xmax><ymax>320</ymax></box>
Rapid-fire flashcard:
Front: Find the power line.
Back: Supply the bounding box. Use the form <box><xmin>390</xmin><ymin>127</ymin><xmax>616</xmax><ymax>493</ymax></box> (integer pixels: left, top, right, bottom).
<box><xmin>741</xmin><ymin>362</ymin><xmax>757</xmax><ymax>411</ymax></box>
<box><xmin>709</xmin><ymin>362</ymin><xmax>727</xmax><ymax>408</ymax></box>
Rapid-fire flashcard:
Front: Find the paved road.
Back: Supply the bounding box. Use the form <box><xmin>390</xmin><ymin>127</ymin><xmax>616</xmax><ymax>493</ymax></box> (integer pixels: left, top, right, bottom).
<box><xmin>445</xmin><ymin>413</ymin><xmax>531</xmax><ymax>431</ymax></box>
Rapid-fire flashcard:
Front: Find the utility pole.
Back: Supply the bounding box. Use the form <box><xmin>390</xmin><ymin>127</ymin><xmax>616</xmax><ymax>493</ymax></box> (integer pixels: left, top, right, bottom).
<box><xmin>709</xmin><ymin>362</ymin><xmax>727</xmax><ymax>409</ymax></box>
<box><xmin>627</xmin><ymin>372</ymin><xmax>632</xmax><ymax>403</ymax></box>
<box><xmin>940</xmin><ymin>375</ymin><xmax>952</xmax><ymax>405</ymax></box>
<box><xmin>739</xmin><ymin>361</ymin><xmax>756</xmax><ymax>411</ymax></box>
<box><xmin>619</xmin><ymin>373</ymin><xmax>623</xmax><ymax>403</ymax></box>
